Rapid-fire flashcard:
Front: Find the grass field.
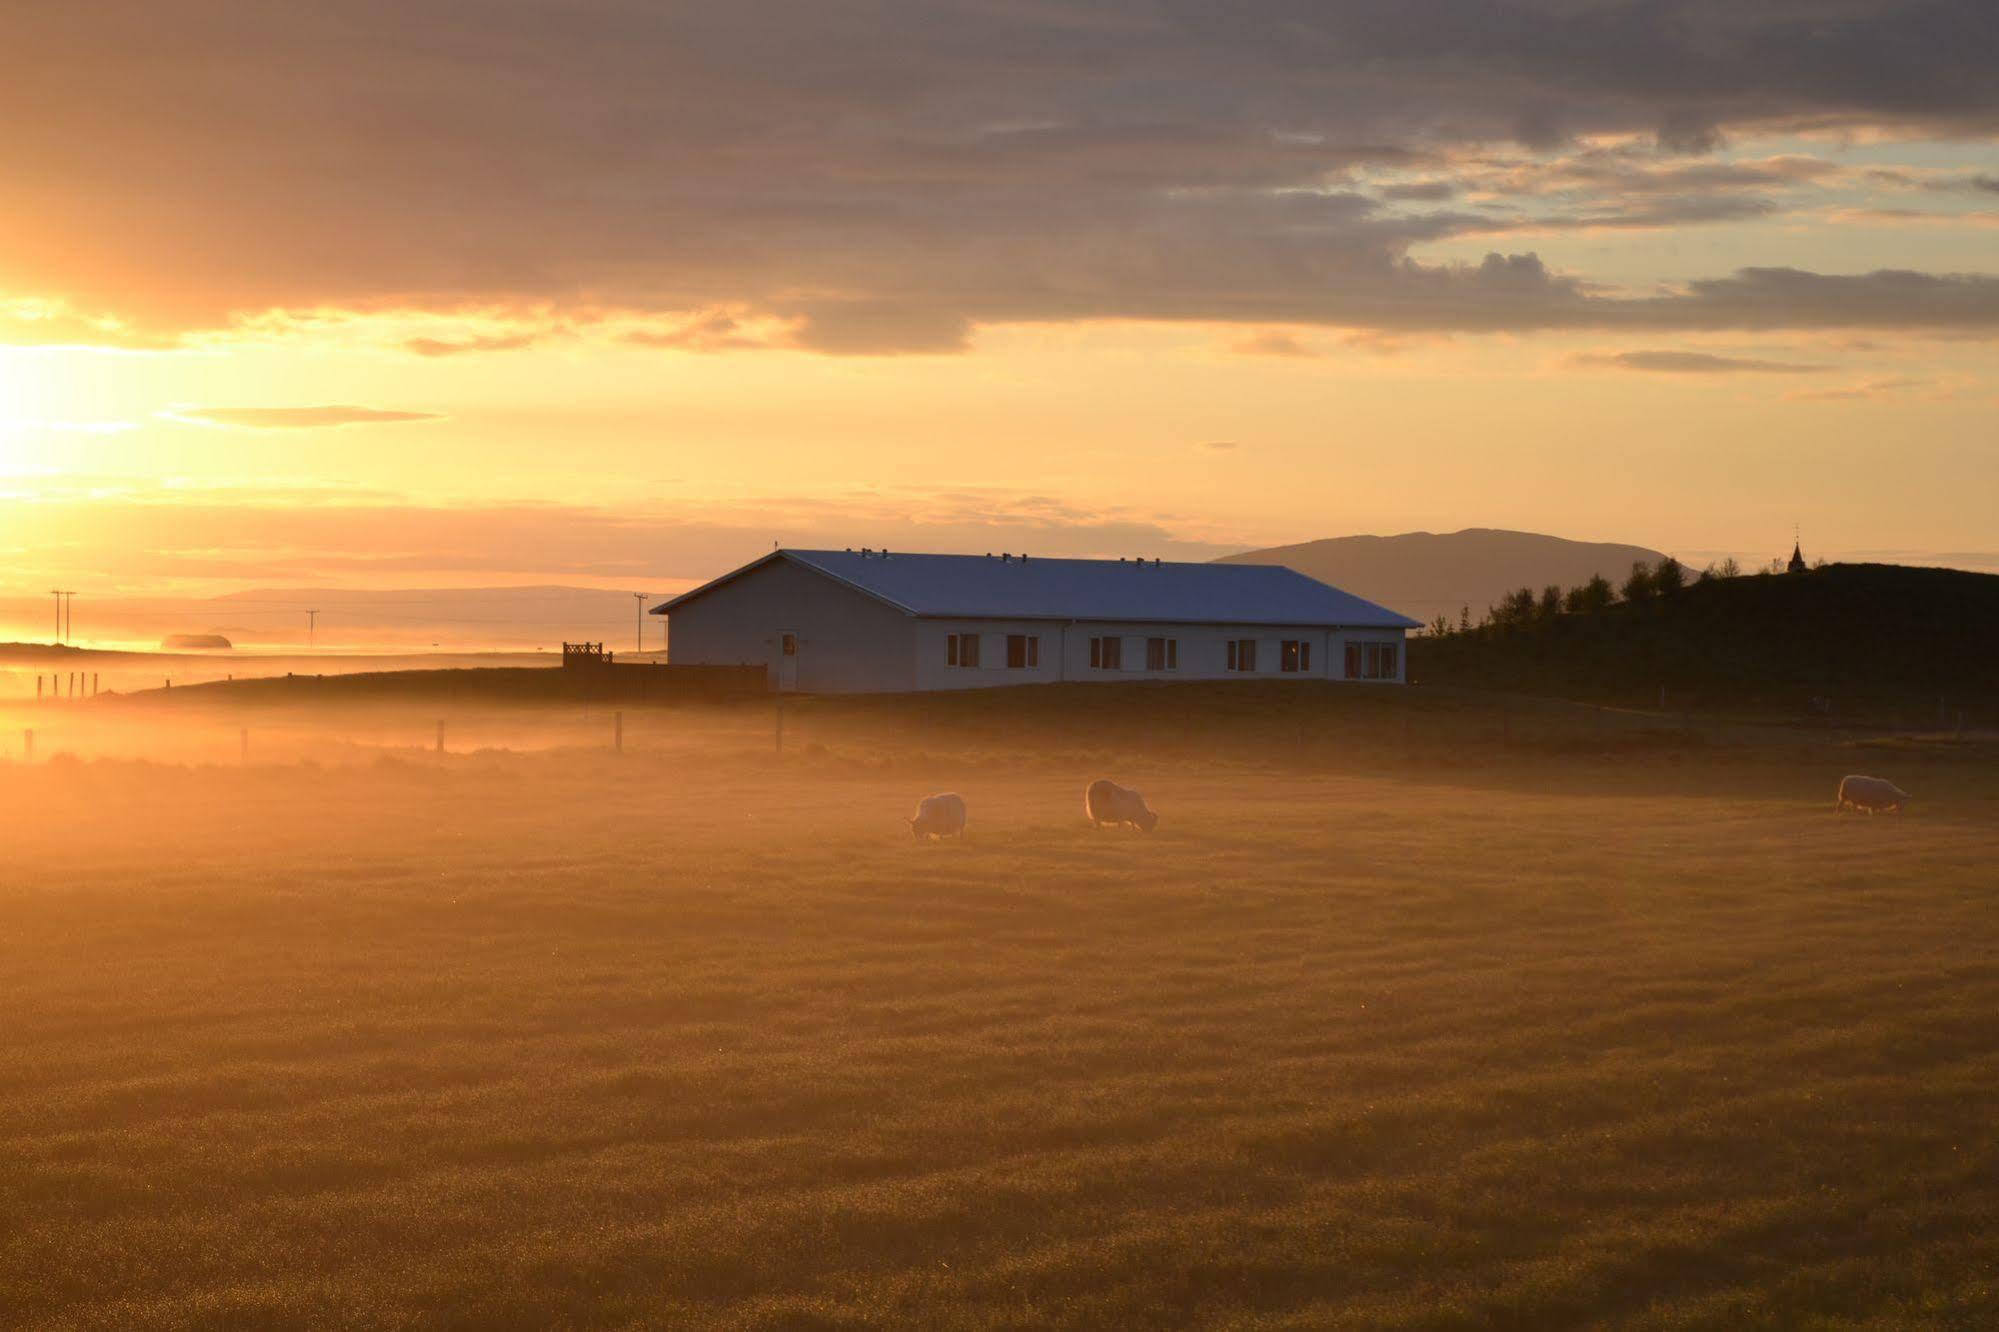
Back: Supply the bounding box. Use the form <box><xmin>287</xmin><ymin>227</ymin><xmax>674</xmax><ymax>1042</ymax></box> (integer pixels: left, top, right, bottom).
<box><xmin>2</xmin><ymin>686</ymin><xmax>1995</xmax><ymax>1328</ymax></box>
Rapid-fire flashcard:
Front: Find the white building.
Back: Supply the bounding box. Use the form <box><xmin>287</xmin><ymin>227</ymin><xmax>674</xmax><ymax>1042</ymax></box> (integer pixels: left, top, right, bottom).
<box><xmin>651</xmin><ymin>548</ymin><xmax>1418</xmax><ymax>694</ymax></box>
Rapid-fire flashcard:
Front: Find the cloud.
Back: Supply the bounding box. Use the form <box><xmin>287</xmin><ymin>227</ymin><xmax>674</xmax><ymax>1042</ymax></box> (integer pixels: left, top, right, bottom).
<box><xmin>169</xmin><ymin>406</ymin><xmax>445</xmax><ymax>429</ymax></box>
<box><xmin>785</xmin><ymin>302</ymin><xmax>973</xmax><ymax>355</ymax></box>
<box><xmin>1571</xmin><ymin>349</ymin><xmax>1830</xmax><ymax>374</ymax></box>
<box><xmin>2</xmin><ymin>3</ymin><xmax>1997</xmax><ymax>350</ymax></box>
<box><xmin>620</xmin><ymin>309</ymin><xmax>771</xmax><ymax>352</ymax></box>
<box><xmin>1378</xmin><ymin>180</ymin><xmax>1459</xmax><ymax>202</ymax></box>
<box><xmin>403</xmin><ymin>333</ymin><xmax>539</xmax><ymax>357</ymax></box>
<box><xmin>1230</xmin><ymin>331</ymin><xmax>1318</xmax><ymax>357</ymax></box>
<box><xmin>1787</xmin><ymin>375</ymin><xmax>1930</xmax><ymax>402</ymax></box>
<box><xmin>1824</xmin><ymin>206</ymin><xmax>1999</xmax><ymax>229</ymax></box>
<box><xmin>1630</xmin><ymin>268</ymin><xmax>1999</xmax><ymax>331</ymax></box>
<box><xmin>1199</xmin><ymin>441</ymin><xmax>1242</xmax><ymax>452</ymax></box>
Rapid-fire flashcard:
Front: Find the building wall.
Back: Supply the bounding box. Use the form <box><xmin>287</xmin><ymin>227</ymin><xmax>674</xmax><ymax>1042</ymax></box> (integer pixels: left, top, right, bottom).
<box><xmin>913</xmin><ymin>620</ymin><xmax>1406</xmax><ymax>690</ymax></box>
<box><xmin>667</xmin><ymin>556</ymin><xmax>1409</xmax><ymax>693</ymax></box>
<box><xmin>665</xmin><ymin>558</ymin><xmax>919</xmax><ymax>693</ymax></box>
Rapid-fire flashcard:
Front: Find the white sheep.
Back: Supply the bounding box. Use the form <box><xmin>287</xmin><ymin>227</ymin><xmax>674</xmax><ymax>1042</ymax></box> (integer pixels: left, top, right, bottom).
<box><xmin>1836</xmin><ymin>775</ymin><xmax>1910</xmax><ymax>814</ymax></box>
<box><xmin>908</xmin><ymin>792</ymin><xmax>968</xmax><ymax>839</ymax></box>
<box><xmin>1085</xmin><ymin>779</ymin><xmax>1159</xmax><ymax>832</ymax></box>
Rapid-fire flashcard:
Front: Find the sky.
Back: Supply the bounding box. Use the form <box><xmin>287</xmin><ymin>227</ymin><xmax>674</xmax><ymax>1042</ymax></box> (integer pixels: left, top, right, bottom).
<box><xmin>2</xmin><ymin>1</ymin><xmax>1996</xmax><ymax>645</ymax></box>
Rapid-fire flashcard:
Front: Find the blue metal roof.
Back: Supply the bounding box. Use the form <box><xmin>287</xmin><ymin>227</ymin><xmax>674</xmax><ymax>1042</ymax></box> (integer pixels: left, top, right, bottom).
<box><xmin>654</xmin><ymin>549</ymin><xmax>1419</xmax><ymax>628</ymax></box>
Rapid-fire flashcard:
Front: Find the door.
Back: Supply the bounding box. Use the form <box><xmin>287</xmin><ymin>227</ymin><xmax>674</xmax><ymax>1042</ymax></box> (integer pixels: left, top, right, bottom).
<box><xmin>775</xmin><ymin>630</ymin><xmax>799</xmax><ymax>691</ymax></box>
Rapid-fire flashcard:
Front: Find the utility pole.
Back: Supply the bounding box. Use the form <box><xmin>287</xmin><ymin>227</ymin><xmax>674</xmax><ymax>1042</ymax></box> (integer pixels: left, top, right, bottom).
<box><xmin>306</xmin><ymin>609</ymin><xmax>319</xmax><ymax>647</ymax></box>
<box><xmin>61</xmin><ymin>591</ymin><xmax>75</xmax><ymax>644</ymax></box>
<box><xmin>633</xmin><ymin>592</ymin><xmax>647</xmax><ymax>655</ymax></box>
<box><xmin>49</xmin><ymin>590</ymin><xmax>62</xmax><ymax>643</ymax></box>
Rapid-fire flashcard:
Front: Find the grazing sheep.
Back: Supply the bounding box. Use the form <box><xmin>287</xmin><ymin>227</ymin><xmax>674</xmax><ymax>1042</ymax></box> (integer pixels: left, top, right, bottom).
<box><xmin>908</xmin><ymin>792</ymin><xmax>968</xmax><ymax>839</ymax></box>
<box><xmin>1837</xmin><ymin>774</ymin><xmax>1911</xmax><ymax>814</ymax></box>
<box><xmin>1085</xmin><ymin>779</ymin><xmax>1159</xmax><ymax>832</ymax></box>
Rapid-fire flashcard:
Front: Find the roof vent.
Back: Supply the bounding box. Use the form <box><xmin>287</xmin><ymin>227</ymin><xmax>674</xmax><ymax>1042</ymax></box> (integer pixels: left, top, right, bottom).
<box><xmin>861</xmin><ymin>546</ymin><xmax>871</xmax><ymax>557</ymax></box>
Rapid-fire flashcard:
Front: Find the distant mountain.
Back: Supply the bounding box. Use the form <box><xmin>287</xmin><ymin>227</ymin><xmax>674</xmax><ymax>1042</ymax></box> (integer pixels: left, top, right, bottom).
<box><xmin>1217</xmin><ymin>528</ymin><xmax>1670</xmax><ymax>626</ymax></box>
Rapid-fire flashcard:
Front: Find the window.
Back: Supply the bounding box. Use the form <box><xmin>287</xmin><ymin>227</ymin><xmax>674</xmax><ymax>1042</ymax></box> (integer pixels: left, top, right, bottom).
<box><xmin>1280</xmin><ymin>639</ymin><xmax>1311</xmax><ymax>673</ymax></box>
<box><xmin>1089</xmin><ymin>635</ymin><xmax>1122</xmax><ymax>670</ymax></box>
<box><xmin>1006</xmin><ymin>634</ymin><xmax>1039</xmax><ymax>669</ymax></box>
<box><xmin>1344</xmin><ymin>640</ymin><xmax>1400</xmax><ymax>680</ymax></box>
<box><xmin>1226</xmin><ymin>638</ymin><xmax>1257</xmax><ymax>672</ymax></box>
<box><xmin>947</xmin><ymin>632</ymin><xmax>981</xmax><ymax>668</ymax></box>
<box><xmin>781</xmin><ymin>633</ymin><xmax>797</xmax><ymax>657</ymax></box>
<box><xmin>1145</xmin><ymin>637</ymin><xmax>1178</xmax><ymax>671</ymax></box>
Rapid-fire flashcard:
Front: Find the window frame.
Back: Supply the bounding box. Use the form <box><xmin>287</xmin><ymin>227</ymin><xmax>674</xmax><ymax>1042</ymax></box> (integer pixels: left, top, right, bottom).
<box><xmin>1227</xmin><ymin>638</ymin><xmax>1257</xmax><ymax>672</ymax></box>
<box><xmin>1343</xmin><ymin>639</ymin><xmax>1399</xmax><ymax>680</ymax></box>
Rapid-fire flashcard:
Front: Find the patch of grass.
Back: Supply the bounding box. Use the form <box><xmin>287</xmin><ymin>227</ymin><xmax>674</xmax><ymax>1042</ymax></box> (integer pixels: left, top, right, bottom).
<box><xmin>0</xmin><ymin>703</ymin><xmax>1995</xmax><ymax>1327</ymax></box>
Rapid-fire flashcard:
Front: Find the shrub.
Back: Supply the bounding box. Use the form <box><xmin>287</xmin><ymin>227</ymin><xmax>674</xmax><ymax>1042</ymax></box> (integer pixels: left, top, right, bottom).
<box><xmin>1622</xmin><ymin>561</ymin><xmax>1655</xmax><ymax>605</ymax></box>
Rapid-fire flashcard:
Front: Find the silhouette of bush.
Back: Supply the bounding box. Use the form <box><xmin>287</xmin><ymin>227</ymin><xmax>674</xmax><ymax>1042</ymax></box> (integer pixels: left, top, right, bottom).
<box><xmin>1622</xmin><ymin>561</ymin><xmax>1655</xmax><ymax>606</ymax></box>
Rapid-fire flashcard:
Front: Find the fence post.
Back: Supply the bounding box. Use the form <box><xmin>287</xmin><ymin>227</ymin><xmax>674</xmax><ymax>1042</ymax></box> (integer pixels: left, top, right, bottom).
<box><xmin>36</xmin><ymin>676</ymin><xmax>42</xmax><ymax>701</ymax></box>
<box><xmin>614</xmin><ymin>711</ymin><xmax>624</xmax><ymax>754</ymax></box>
<box><xmin>91</xmin><ymin>673</ymin><xmax>98</xmax><ymax>697</ymax></box>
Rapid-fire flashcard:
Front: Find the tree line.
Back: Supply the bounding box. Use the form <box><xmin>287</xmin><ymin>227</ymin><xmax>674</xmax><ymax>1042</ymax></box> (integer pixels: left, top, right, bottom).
<box><xmin>1425</xmin><ymin>556</ymin><xmax>1746</xmax><ymax>638</ymax></box>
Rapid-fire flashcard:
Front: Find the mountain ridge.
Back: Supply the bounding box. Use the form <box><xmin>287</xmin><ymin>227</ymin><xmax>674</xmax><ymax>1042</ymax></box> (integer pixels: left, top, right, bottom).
<box><xmin>1217</xmin><ymin>528</ymin><xmax>1672</xmax><ymax>625</ymax></box>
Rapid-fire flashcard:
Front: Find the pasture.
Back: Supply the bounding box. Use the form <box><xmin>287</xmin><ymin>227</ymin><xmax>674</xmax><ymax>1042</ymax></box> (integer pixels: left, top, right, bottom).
<box><xmin>1</xmin><ymin>685</ymin><xmax>1995</xmax><ymax>1328</ymax></box>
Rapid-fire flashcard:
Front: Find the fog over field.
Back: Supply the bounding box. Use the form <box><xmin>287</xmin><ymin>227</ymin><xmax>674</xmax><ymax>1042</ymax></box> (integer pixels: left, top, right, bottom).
<box><xmin>3</xmin><ymin>686</ymin><xmax>1994</xmax><ymax>1327</ymax></box>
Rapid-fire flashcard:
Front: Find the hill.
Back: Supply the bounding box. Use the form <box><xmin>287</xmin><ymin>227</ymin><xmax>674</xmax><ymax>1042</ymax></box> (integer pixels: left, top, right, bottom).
<box><xmin>1411</xmin><ymin>562</ymin><xmax>1999</xmax><ymax>720</ymax></box>
<box><xmin>1218</xmin><ymin>528</ymin><xmax>1667</xmax><ymax>624</ymax></box>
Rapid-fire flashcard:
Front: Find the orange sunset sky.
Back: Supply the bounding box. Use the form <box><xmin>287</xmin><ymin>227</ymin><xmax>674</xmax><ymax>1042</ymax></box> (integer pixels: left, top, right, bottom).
<box><xmin>3</xmin><ymin>2</ymin><xmax>1996</xmax><ymax>635</ymax></box>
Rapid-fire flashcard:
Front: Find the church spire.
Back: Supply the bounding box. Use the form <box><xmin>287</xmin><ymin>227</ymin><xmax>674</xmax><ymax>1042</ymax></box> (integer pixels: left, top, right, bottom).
<box><xmin>1787</xmin><ymin>526</ymin><xmax>1807</xmax><ymax>574</ymax></box>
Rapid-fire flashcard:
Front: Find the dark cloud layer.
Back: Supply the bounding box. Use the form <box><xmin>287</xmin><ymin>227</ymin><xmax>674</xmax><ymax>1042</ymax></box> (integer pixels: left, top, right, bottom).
<box><xmin>2</xmin><ymin>2</ymin><xmax>1995</xmax><ymax>349</ymax></box>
